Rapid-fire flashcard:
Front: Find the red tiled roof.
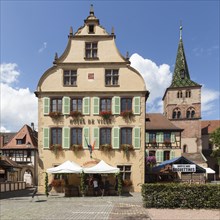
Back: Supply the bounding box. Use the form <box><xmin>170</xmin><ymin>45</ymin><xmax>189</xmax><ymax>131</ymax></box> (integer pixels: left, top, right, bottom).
<box><xmin>1</xmin><ymin>124</ymin><xmax>38</xmax><ymax>150</ymax></box>
<box><xmin>201</xmin><ymin>120</ymin><xmax>220</xmax><ymax>135</ymax></box>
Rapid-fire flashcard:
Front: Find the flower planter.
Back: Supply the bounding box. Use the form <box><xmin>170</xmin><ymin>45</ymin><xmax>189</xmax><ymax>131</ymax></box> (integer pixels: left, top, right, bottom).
<box><xmin>49</xmin><ymin>111</ymin><xmax>62</xmax><ymax>119</ymax></box>
<box><xmin>100</xmin><ymin>144</ymin><xmax>112</xmax><ymax>151</ymax></box>
<box><xmin>120</xmin><ymin>111</ymin><xmax>134</xmax><ymax>120</ymax></box>
<box><xmin>50</xmin><ymin>144</ymin><xmax>62</xmax><ymax>155</ymax></box>
<box><xmin>70</xmin><ymin>145</ymin><xmax>83</xmax><ymax>151</ymax></box>
<box><xmin>100</xmin><ymin>111</ymin><xmax>112</xmax><ymax>120</ymax></box>
<box><xmin>121</xmin><ymin>144</ymin><xmax>133</xmax><ymax>152</ymax></box>
<box><xmin>70</xmin><ymin>111</ymin><xmax>83</xmax><ymax>118</ymax></box>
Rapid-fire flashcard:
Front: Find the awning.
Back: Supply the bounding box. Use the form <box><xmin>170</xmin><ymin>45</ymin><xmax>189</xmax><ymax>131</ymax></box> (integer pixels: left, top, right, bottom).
<box><xmin>152</xmin><ymin>156</ymin><xmax>206</xmax><ymax>173</ymax></box>
<box><xmin>205</xmin><ymin>167</ymin><xmax>215</xmax><ymax>174</ymax></box>
<box><xmin>83</xmin><ymin>160</ymin><xmax>120</xmax><ymax>174</ymax></box>
<box><xmin>47</xmin><ymin>160</ymin><xmax>83</xmax><ymax>174</ymax></box>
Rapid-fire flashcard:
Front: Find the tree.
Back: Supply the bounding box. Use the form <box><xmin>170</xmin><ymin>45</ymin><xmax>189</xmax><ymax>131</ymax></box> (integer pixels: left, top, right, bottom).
<box><xmin>210</xmin><ymin>127</ymin><xmax>220</xmax><ymax>158</ymax></box>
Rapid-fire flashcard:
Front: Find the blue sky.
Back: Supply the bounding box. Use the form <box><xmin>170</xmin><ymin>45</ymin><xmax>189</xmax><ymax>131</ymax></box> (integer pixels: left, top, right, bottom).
<box><xmin>0</xmin><ymin>1</ymin><xmax>219</xmax><ymax>132</ymax></box>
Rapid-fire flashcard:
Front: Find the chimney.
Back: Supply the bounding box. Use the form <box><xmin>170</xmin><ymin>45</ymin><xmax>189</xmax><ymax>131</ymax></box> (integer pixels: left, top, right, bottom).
<box><xmin>31</xmin><ymin>122</ymin><xmax>35</xmax><ymax>131</ymax></box>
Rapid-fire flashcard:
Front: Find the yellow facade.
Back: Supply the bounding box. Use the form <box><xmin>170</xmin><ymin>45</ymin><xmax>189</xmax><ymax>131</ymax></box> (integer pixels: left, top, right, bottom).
<box><xmin>36</xmin><ymin>7</ymin><xmax>148</xmax><ymax>192</ymax></box>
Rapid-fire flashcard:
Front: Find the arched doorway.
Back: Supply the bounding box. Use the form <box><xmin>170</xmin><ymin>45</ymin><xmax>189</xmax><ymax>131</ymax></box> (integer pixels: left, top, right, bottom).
<box><xmin>23</xmin><ymin>169</ymin><xmax>33</xmax><ymax>187</ymax></box>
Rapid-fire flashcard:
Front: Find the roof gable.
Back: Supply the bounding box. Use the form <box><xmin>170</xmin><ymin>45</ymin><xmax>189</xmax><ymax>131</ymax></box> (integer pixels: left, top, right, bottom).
<box><xmin>2</xmin><ymin>124</ymin><xmax>38</xmax><ymax>149</ymax></box>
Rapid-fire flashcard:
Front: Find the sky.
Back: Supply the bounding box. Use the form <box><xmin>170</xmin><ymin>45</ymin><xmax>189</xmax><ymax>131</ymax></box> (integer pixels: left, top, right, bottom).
<box><xmin>0</xmin><ymin>0</ymin><xmax>219</xmax><ymax>132</ymax></box>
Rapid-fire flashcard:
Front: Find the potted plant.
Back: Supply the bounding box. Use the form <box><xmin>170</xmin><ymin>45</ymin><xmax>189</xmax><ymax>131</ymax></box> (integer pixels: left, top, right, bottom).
<box><xmin>100</xmin><ymin>144</ymin><xmax>112</xmax><ymax>151</ymax></box>
<box><xmin>120</xmin><ymin>111</ymin><xmax>134</xmax><ymax>120</ymax></box>
<box><xmin>122</xmin><ymin>179</ymin><xmax>132</xmax><ymax>193</ymax></box>
<box><xmin>50</xmin><ymin>144</ymin><xmax>62</xmax><ymax>155</ymax></box>
<box><xmin>146</xmin><ymin>156</ymin><xmax>156</xmax><ymax>169</ymax></box>
<box><xmin>100</xmin><ymin>111</ymin><xmax>112</xmax><ymax>120</ymax></box>
<box><xmin>123</xmin><ymin>179</ymin><xmax>132</xmax><ymax>187</ymax></box>
<box><xmin>164</xmin><ymin>140</ymin><xmax>171</xmax><ymax>147</ymax></box>
<box><xmin>121</xmin><ymin>144</ymin><xmax>133</xmax><ymax>153</ymax></box>
<box><xmin>70</xmin><ymin>111</ymin><xmax>83</xmax><ymax>118</ymax></box>
<box><xmin>70</xmin><ymin>144</ymin><xmax>83</xmax><ymax>151</ymax></box>
<box><xmin>49</xmin><ymin>111</ymin><xmax>62</xmax><ymax>119</ymax></box>
<box><xmin>150</xmin><ymin>141</ymin><xmax>157</xmax><ymax>147</ymax></box>
<box><xmin>50</xmin><ymin>179</ymin><xmax>64</xmax><ymax>193</ymax></box>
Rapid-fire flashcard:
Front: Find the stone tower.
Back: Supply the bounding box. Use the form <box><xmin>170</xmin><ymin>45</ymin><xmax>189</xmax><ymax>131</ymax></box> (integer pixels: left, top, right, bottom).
<box><xmin>162</xmin><ymin>25</ymin><xmax>205</xmax><ymax>165</ymax></box>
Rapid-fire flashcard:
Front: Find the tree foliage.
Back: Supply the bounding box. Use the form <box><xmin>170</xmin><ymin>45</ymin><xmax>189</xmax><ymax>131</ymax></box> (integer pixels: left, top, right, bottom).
<box><xmin>210</xmin><ymin>127</ymin><xmax>220</xmax><ymax>157</ymax></box>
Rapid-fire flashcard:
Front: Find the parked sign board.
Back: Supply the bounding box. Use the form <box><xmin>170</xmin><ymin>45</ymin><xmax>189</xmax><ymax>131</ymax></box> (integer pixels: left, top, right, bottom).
<box><xmin>172</xmin><ymin>164</ymin><xmax>196</xmax><ymax>172</ymax></box>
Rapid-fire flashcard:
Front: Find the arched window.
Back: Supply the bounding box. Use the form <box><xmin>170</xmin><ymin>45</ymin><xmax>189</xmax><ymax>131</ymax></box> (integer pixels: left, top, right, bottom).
<box><xmin>177</xmin><ymin>91</ymin><xmax>182</xmax><ymax>98</ymax></box>
<box><xmin>186</xmin><ymin>107</ymin><xmax>196</xmax><ymax>119</ymax></box>
<box><xmin>186</xmin><ymin>90</ymin><xmax>191</xmax><ymax>98</ymax></box>
<box><xmin>172</xmin><ymin>108</ymin><xmax>181</xmax><ymax>119</ymax></box>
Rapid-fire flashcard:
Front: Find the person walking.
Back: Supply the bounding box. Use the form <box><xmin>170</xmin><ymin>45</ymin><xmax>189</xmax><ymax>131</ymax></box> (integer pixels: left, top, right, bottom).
<box><xmin>93</xmin><ymin>178</ymin><xmax>99</xmax><ymax>196</ymax></box>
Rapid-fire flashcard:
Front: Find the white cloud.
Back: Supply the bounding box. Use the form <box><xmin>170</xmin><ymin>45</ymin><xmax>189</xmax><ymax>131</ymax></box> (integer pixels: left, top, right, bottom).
<box><xmin>0</xmin><ymin>63</ymin><xmax>20</xmax><ymax>84</ymax></box>
<box><xmin>0</xmin><ymin>63</ymin><xmax>38</xmax><ymax>132</ymax></box>
<box><xmin>38</xmin><ymin>42</ymin><xmax>47</xmax><ymax>53</ymax></box>
<box><xmin>130</xmin><ymin>53</ymin><xmax>220</xmax><ymax>119</ymax></box>
<box><xmin>130</xmin><ymin>53</ymin><xmax>172</xmax><ymax>113</ymax></box>
<box><xmin>201</xmin><ymin>86</ymin><xmax>220</xmax><ymax>116</ymax></box>
<box><xmin>0</xmin><ymin>126</ymin><xmax>11</xmax><ymax>133</ymax></box>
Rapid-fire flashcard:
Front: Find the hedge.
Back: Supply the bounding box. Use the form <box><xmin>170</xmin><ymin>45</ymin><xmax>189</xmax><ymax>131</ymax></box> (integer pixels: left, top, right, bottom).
<box><xmin>142</xmin><ymin>183</ymin><xmax>220</xmax><ymax>209</ymax></box>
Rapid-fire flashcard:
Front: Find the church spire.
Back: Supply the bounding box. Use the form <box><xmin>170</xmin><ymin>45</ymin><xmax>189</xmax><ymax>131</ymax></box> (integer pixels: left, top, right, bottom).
<box><xmin>180</xmin><ymin>21</ymin><xmax>183</xmax><ymax>39</ymax></box>
<box><xmin>169</xmin><ymin>25</ymin><xmax>200</xmax><ymax>88</ymax></box>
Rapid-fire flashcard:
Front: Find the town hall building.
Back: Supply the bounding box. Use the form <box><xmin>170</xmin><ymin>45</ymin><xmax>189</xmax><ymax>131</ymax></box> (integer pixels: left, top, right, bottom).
<box><xmin>35</xmin><ymin>5</ymin><xmax>148</xmax><ymax>192</ymax></box>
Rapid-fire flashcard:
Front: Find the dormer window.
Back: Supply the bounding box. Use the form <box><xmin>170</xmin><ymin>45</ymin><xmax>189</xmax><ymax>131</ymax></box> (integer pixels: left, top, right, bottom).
<box><xmin>88</xmin><ymin>25</ymin><xmax>94</xmax><ymax>33</ymax></box>
<box><xmin>180</xmin><ymin>69</ymin><xmax>185</xmax><ymax>79</ymax></box>
<box><xmin>85</xmin><ymin>42</ymin><xmax>98</xmax><ymax>59</ymax></box>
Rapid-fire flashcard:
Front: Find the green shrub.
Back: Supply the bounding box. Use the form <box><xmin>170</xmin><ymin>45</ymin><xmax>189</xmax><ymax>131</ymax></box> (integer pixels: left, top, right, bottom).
<box><xmin>142</xmin><ymin>183</ymin><xmax>220</xmax><ymax>209</ymax></box>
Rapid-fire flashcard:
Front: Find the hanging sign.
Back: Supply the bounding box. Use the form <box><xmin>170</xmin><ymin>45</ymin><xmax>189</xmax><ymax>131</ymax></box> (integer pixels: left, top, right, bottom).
<box><xmin>172</xmin><ymin>164</ymin><xmax>196</xmax><ymax>172</ymax></box>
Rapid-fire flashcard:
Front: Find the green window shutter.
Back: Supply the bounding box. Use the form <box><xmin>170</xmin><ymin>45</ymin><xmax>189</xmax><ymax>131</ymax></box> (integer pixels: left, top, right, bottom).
<box><xmin>133</xmin><ymin>96</ymin><xmax>140</xmax><ymax>115</ymax></box>
<box><xmin>160</xmin><ymin>151</ymin><xmax>164</xmax><ymax>162</ymax></box>
<box><xmin>171</xmin><ymin>132</ymin><xmax>175</xmax><ymax>143</ymax></box>
<box><xmin>156</xmin><ymin>133</ymin><xmax>160</xmax><ymax>143</ymax></box>
<box><xmin>160</xmin><ymin>133</ymin><xmax>164</xmax><ymax>143</ymax></box>
<box><xmin>170</xmin><ymin>150</ymin><xmax>175</xmax><ymax>159</ymax></box>
<box><xmin>62</xmin><ymin>127</ymin><xmax>70</xmax><ymax>149</ymax></box>
<box><xmin>43</xmin><ymin>97</ymin><xmax>50</xmax><ymax>115</ymax></box>
<box><xmin>145</xmin><ymin>132</ymin><xmax>149</xmax><ymax>143</ymax></box>
<box><xmin>43</xmin><ymin>127</ymin><xmax>50</xmax><ymax>149</ymax></box>
<box><xmin>156</xmin><ymin>132</ymin><xmax>163</xmax><ymax>143</ymax></box>
<box><xmin>133</xmin><ymin>127</ymin><xmax>141</xmax><ymax>149</ymax></box>
<box><xmin>156</xmin><ymin>150</ymin><xmax>163</xmax><ymax>163</ymax></box>
<box><xmin>112</xmin><ymin>127</ymin><xmax>120</xmax><ymax>149</ymax></box>
<box><xmin>62</xmin><ymin>97</ymin><xmax>70</xmax><ymax>115</ymax></box>
<box><xmin>83</xmin><ymin>127</ymin><xmax>90</xmax><ymax>149</ymax></box>
<box><xmin>93</xmin><ymin>97</ymin><xmax>100</xmax><ymax>115</ymax></box>
<box><xmin>112</xmin><ymin>96</ymin><xmax>120</xmax><ymax>115</ymax></box>
<box><xmin>83</xmin><ymin>97</ymin><xmax>90</xmax><ymax>115</ymax></box>
<box><xmin>145</xmin><ymin>149</ymin><xmax>149</xmax><ymax>157</ymax></box>
<box><xmin>93</xmin><ymin>127</ymin><xmax>99</xmax><ymax>149</ymax></box>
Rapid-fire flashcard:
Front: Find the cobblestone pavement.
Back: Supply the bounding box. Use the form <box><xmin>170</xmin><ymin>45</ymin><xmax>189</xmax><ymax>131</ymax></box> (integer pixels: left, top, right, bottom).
<box><xmin>1</xmin><ymin>188</ymin><xmax>219</xmax><ymax>220</ymax></box>
<box><xmin>0</xmin><ymin>188</ymin><xmax>150</xmax><ymax>220</ymax></box>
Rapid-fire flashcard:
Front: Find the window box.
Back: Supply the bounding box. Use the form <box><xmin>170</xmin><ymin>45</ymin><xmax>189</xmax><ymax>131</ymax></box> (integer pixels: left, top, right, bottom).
<box><xmin>100</xmin><ymin>144</ymin><xmax>112</xmax><ymax>151</ymax></box>
<box><xmin>150</xmin><ymin>141</ymin><xmax>157</xmax><ymax>147</ymax></box>
<box><xmin>70</xmin><ymin>144</ymin><xmax>83</xmax><ymax>151</ymax></box>
<box><xmin>50</xmin><ymin>144</ymin><xmax>62</xmax><ymax>155</ymax></box>
<box><xmin>70</xmin><ymin>111</ymin><xmax>83</xmax><ymax>118</ymax></box>
<box><xmin>164</xmin><ymin>140</ymin><xmax>171</xmax><ymax>147</ymax></box>
<box><xmin>49</xmin><ymin>111</ymin><xmax>62</xmax><ymax>118</ymax></box>
<box><xmin>100</xmin><ymin>111</ymin><xmax>112</xmax><ymax>120</ymax></box>
<box><xmin>120</xmin><ymin>111</ymin><xmax>134</xmax><ymax>120</ymax></box>
<box><xmin>121</xmin><ymin>144</ymin><xmax>133</xmax><ymax>152</ymax></box>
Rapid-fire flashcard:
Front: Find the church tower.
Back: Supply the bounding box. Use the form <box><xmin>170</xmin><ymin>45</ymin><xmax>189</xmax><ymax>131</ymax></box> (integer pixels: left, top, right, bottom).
<box><xmin>163</xmin><ymin>25</ymin><xmax>205</xmax><ymax>164</ymax></box>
